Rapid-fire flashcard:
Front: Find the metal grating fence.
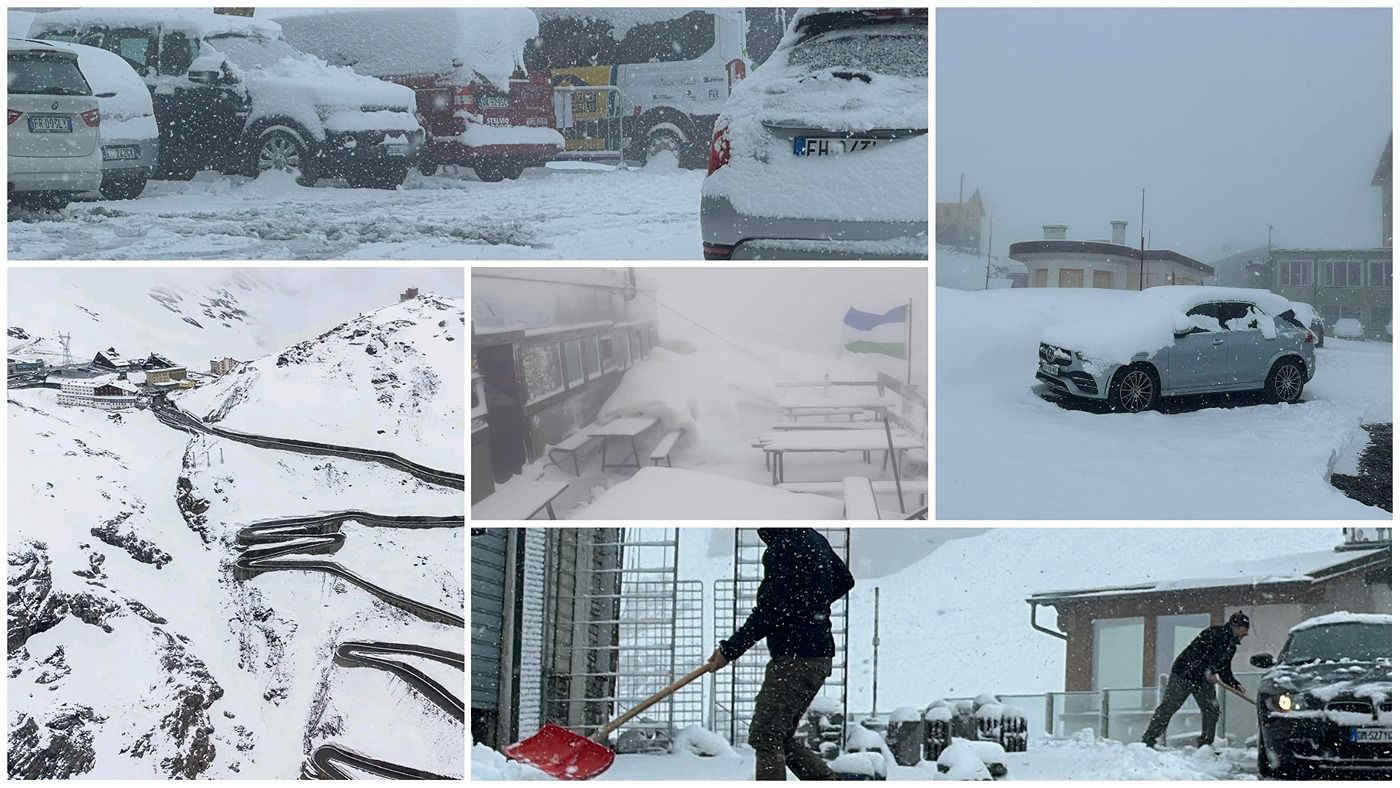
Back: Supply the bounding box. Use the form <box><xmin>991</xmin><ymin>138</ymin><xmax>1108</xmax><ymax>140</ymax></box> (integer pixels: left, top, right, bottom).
<box><xmin>713</xmin><ymin>529</ymin><xmax>851</xmax><ymax>747</ymax></box>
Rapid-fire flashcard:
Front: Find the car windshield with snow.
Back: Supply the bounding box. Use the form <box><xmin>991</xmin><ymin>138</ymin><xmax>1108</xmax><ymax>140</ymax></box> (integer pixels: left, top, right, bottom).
<box><xmin>700</xmin><ymin>8</ymin><xmax>928</xmax><ymax>260</ymax></box>
<box><xmin>1250</xmin><ymin>613</ymin><xmax>1392</xmax><ymax>778</ymax></box>
<box><xmin>1035</xmin><ymin>286</ymin><xmax>1317</xmax><ymax>412</ymax></box>
<box><xmin>7</xmin><ymin>39</ymin><xmax>103</xmax><ymax>209</ymax></box>
<box><xmin>28</xmin><ymin>9</ymin><xmax>424</xmax><ymax>189</ymax></box>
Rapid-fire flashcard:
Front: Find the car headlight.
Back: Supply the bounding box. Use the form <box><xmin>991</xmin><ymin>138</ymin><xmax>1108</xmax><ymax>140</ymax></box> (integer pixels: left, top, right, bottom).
<box><xmin>1271</xmin><ymin>692</ymin><xmax>1308</xmax><ymax>712</ymax></box>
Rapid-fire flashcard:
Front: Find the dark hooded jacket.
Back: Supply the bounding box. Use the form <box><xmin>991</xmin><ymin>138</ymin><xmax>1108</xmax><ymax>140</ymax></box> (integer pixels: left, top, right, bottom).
<box><xmin>718</xmin><ymin>528</ymin><xmax>856</xmax><ymax>662</ymax></box>
<box><xmin>1172</xmin><ymin>624</ymin><xmax>1243</xmax><ymax>689</ymax></box>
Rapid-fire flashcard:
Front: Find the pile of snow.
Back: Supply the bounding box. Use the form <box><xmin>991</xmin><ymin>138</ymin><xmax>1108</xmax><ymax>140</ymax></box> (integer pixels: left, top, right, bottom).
<box><xmin>459</xmin><ymin>125</ymin><xmax>566</xmax><ymax>149</ymax></box>
<box><xmin>936</xmin><ymin>286</ymin><xmax>1391</xmax><ymax>518</ymax></box>
<box><xmin>936</xmin><ymin>740</ymin><xmax>992</xmax><ymax>780</ymax></box>
<box><xmin>277</xmin><ymin>8</ymin><xmax>539</xmax><ymax>91</ymax></box>
<box><xmin>569</xmin><ymin>467</ymin><xmax>842</xmax><ymax>520</ymax></box>
<box><xmin>1041</xmin><ymin>285</ymin><xmax>1293</xmax><ymax>364</ymax></box>
<box><xmin>829</xmin><ymin>751</ymin><xmax>887</xmax><ymax>778</ymax></box>
<box><xmin>177</xmin><ymin>294</ymin><xmax>464</xmax><ymax>471</ymax></box>
<box><xmin>1001</xmin><ymin>733</ymin><xmax>1252</xmax><ymax>780</ymax></box>
<box><xmin>471</xmin><ymin>742</ymin><xmax>550</xmax><ymax>780</ymax></box>
<box><xmin>937</xmin><ymin>245</ymin><xmax>1025</xmax><ymax>290</ymax></box>
<box><xmin>671</xmin><ymin>725</ymin><xmax>739</xmax><ymax>758</ymax></box>
<box><xmin>1334</xmin><ymin>317</ymin><xmax>1365</xmax><ymax>338</ymax></box>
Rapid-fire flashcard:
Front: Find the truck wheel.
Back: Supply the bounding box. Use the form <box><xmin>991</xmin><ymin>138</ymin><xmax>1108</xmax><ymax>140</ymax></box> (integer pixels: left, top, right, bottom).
<box><xmin>100</xmin><ymin>175</ymin><xmax>148</xmax><ymax>200</ymax></box>
<box><xmin>641</xmin><ymin>127</ymin><xmax>684</xmax><ymax>167</ymax></box>
<box><xmin>474</xmin><ymin>162</ymin><xmax>507</xmax><ymax>182</ymax></box>
<box><xmin>502</xmin><ymin>162</ymin><xmax>525</xmax><ymax>180</ymax></box>
<box><xmin>249</xmin><ymin>128</ymin><xmax>316</xmax><ymax>186</ymax></box>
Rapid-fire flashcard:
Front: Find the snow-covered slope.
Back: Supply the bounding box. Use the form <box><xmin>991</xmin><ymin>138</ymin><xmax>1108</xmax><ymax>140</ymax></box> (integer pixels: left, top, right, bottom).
<box><xmin>6</xmin><ymin>268</ymin><xmax>462</xmax><ymax>367</ymax></box>
<box><xmin>7</xmin><ymin>386</ymin><xmax>462</xmax><ymax>778</ymax></box>
<box><xmin>176</xmin><ymin>294</ymin><xmax>464</xmax><ymax>472</ymax></box>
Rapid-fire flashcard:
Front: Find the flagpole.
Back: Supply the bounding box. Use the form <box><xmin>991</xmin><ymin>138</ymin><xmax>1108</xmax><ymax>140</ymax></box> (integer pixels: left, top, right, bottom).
<box><xmin>906</xmin><ymin>298</ymin><xmax>913</xmax><ymax>386</ymax></box>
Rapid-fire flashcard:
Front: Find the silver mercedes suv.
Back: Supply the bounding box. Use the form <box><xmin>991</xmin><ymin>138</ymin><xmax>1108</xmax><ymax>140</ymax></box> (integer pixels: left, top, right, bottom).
<box><xmin>1035</xmin><ymin>288</ymin><xmax>1317</xmax><ymax>412</ymax></box>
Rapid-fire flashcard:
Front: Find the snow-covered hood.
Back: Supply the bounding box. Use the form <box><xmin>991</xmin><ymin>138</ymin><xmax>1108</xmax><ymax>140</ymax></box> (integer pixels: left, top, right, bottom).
<box><xmin>226</xmin><ymin>54</ymin><xmax>416</xmax><ymax>115</ymax></box>
<box><xmin>1261</xmin><ymin>658</ymin><xmax>1392</xmax><ymax>708</ymax></box>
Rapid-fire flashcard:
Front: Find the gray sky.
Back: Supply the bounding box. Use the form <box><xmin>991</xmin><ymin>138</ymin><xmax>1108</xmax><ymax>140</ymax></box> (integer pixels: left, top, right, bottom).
<box><xmin>937</xmin><ymin>7</ymin><xmax>1392</xmax><ymax>262</ymax></box>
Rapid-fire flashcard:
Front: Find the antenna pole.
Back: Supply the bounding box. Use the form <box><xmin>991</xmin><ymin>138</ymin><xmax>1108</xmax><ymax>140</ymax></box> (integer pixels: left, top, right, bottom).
<box><xmin>1139</xmin><ymin>188</ymin><xmax>1147</xmax><ymax>290</ymax></box>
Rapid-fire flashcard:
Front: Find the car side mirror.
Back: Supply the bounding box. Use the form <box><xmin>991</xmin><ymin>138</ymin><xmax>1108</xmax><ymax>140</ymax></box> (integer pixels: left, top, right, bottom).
<box><xmin>1249</xmin><ymin>653</ymin><xmax>1275</xmax><ymax>669</ymax></box>
<box><xmin>94</xmin><ymin>91</ymin><xmax>117</xmax><ymax>99</ymax></box>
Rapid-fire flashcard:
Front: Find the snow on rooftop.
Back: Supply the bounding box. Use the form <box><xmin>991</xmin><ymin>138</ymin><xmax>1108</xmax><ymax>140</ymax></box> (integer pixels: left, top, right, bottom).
<box><xmin>275</xmin><ymin>8</ymin><xmax>538</xmax><ymax>91</ymax></box>
<box><xmin>1292</xmin><ymin>611</ymin><xmax>1392</xmax><ymax>631</ymax></box>
<box><xmin>29</xmin><ymin>8</ymin><xmax>282</xmax><ymax>39</ymax></box>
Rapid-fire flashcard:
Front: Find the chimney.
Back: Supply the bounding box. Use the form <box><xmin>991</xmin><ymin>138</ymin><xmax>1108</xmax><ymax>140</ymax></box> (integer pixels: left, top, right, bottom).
<box><xmin>1042</xmin><ymin>224</ymin><xmax>1068</xmax><ymax>240</ymax></box>
<box><xmin>1111</xmin><ymin>220</ymin><xmax>1127</xmax><ymax>245</ymax></box>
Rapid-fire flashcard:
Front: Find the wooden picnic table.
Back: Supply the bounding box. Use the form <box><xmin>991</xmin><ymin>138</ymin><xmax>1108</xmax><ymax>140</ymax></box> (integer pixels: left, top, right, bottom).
<box><xmin>588</xmin><ymin>416</ymin><xmax>659</xmax><ymax>471</ymax></box>
<box><xmin>471</xmin><ymin>480</ymin><xmax>570</xmax><ymax>520</ymax></box>
<box><xmin>780</xmin><ymin>403</ymin><xmax>888</xmax><ymax>421</ymax></box>
<box><xmin>754</xmin><ymin>429</ymin><xmax>924</xmax><ymax>485</ymax></box>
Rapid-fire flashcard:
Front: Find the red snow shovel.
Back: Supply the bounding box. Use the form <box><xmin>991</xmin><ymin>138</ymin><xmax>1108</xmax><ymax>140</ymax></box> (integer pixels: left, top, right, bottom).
<box><xmin>506</xmin><ymin>663</ymin><xmax>713</xmax><ymax>780</ymax></box>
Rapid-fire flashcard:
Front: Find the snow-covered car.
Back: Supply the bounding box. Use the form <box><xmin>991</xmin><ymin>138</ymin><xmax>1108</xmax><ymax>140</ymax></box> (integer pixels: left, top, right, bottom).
<box><xmin>7</xmin><ymin>38</ymin><xmax>103</xmax><ymax>209</ymax></box>
<box><xmin>1249</xmin><ymin>612</ymin><xmax>1391</xmax><ymax>778</ymax></box>
<box><xmin>700</xmin><ymin>8</ymin><xmax>928</xmax><ymax>260</ymax></box>
<box><xmin>29</xmin><ymin>9</ymin><xmax>424</xmax><ymax>189</ymax></box>
<box><xmin>277</xmin><ymin>8</ymin><xmax>563</xmax><ymax>182</ymax></box>
<box><xmin>1035</xmin><ymin>286</ymin><xmax>1317</xmax><ymax>412</ymax></box>
<box><xmin>1333</xmin><ymin>317</ymin><xmax>1365</xmax><ymax>339</ymax></box>
<box><xmin>1287</xmin><ymin>300</ymin><xmax>1326</xmax><ymax>348</ymax></box>
<box><xmin>23</xmin><ymin>39</ymin><xmax>159</xmax><ymax>199</ymax></box>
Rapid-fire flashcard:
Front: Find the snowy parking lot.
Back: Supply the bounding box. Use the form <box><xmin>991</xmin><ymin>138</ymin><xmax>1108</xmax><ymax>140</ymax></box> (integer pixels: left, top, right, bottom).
<box><xmin>7</xmin><ymin>161</ymin><xmax>703</xmax><ymax>260</ymax></box>
<box><xmin>936</xmin><ymin>287</ymin><xmax>1392</xmax><ymax>519</ymax></box>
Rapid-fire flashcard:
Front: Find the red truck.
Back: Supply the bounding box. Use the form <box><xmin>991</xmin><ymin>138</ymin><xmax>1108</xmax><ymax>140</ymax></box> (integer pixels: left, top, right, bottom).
<box><xmin>278</xmin><ymin>8</ymin><xmax>563</xmax><ymax>182</ymax></box>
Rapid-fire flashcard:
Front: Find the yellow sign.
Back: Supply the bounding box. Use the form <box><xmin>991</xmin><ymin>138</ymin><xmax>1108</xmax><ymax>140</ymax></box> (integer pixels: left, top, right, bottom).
<box><xmin>551</xmin><ymin>66</ymin><xmax>613</xmax><ymax>122</ymax></box>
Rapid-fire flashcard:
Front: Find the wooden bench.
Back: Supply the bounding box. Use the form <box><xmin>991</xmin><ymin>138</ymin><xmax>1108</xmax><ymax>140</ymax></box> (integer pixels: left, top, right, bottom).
<box><xmin>545</xmin><ymin>430</ymin><xmax>598</xmax><ymax>476</ymax></box>
<box><xmin>649</xmin><ymin>429</ymin><xmax>683</xmax><ymax>467</ymax></box>
<box><xmin>770</xmin><ymin>421</ymin><xmax>885</xmax><ymax>431</ymax></box>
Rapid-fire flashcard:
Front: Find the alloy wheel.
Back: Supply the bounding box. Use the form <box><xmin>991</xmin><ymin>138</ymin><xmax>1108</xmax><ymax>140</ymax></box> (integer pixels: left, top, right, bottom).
<box><xmin>1275</xmin><ymin>364</ymin><xmax>1301</xmax><ymax>400</ymax></box>
<box><xmin>258</xmin><ymin>135</ymin><xmax>301</xmax><ymax>173</ymax></box>
<box><xmin>1120</xmin><ymin>369</ymin><xmax>1154</xmax><ymax>412</ymax></box>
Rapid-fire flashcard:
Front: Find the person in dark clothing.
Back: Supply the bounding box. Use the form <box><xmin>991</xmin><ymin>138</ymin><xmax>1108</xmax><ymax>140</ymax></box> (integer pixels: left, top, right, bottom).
<box><xmin>1141</xmin><ymin>612</ymin><xmax>1251</xmax><ymax>748</ymax></box>
<box><xmin>705</xmin><ymin>528</ymin><xmax>856</xmax><ymax>781</ymax></box>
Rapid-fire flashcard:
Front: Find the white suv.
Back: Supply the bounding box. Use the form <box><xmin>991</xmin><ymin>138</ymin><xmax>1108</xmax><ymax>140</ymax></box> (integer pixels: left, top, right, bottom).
<box><xmin>8</xmin><ymin>39</ymin><xmax>103</xmax><ymax>209</ymax></box>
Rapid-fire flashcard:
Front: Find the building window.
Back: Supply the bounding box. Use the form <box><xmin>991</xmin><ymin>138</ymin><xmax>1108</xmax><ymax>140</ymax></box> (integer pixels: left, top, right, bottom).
<box><xmin>1092</xmin><ymin>270</ymin><xmax>1113</xmax><ymax>289</ymax></box>
<box><xmin>520</xmin><ymin>343</ymin><xmax>563</xmax><ymax>404</ymax></box>
<box><xmin>564</xmin><ymin>340</ymin><xmax>583</xmax><ymax>386</ymax></box>
<box><xmin>1092</xmin><ymin>617</ymin><xmax>1145</xmax><ymax>690</ymax></box>
<box><xmin>583</xmin><ymin>337</ymin><xmax>600</xmax><ymax>378</ymax></box>
<box><xmin>1280</xmin><ymin>263</ymin><xmax>1291</xmax><ymax>287</ymax></box>
<box><xmin>1368</xmin><ymin>261</ymin><xmax>1392</xmax><ymax>287</ymax></box>
<box><xmin>1059</xmin><ymin>268</ymin><xmax>1084</xmax><ymax>288</ymax></box>
<box><xmin>1033</xmin><ymin>269</ymin><xmax>1048</xmax><ymax>287</ymax></box>
<box><xmin>600</xmin><ymin>336</ymin><xmax>616</xmax><ymax>371</ymax></box>
<box><xmin>1348</xmin><ymin>261</ymin><xmax>1364</xmax><ymax>287</ymax></box>
<box><xmin>1292</xmin><ymin>260</ymin><xmax>1312</xmax><ymax>286</ymax></box>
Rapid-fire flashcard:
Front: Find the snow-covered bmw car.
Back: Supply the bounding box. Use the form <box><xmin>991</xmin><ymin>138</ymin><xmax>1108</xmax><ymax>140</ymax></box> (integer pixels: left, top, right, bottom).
<box><xmin>26</xmin><ymin>39</ymin><xmax>160</xmax><ymax>200</ymax></box>
<box><xmin>700</xmin><ymin>8</ymin><xmax>928</xmax><ymax>260</ymax></box>
<box><xmin>1250</xmin><ymin>612</ymin><xmax>1391</xmax><ymax>778</ymax></box>
<box><xmin>29</xmin><ymin>9</ymin><xmax>424</xmax><ymax>189</ymax></box>
<box><xmin>1035</xmin><ymin>286</ymin><xmax>1317</xmax><ymax>412</ymax></box>
<box><xmin>7</xmin><ymin>38</ymin><xmax>103</xmax><ymax>209</ymax></box>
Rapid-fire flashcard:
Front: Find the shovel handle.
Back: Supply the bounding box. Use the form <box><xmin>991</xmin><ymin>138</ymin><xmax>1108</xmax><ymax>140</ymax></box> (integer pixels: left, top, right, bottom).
<box><xmin>1223</xmin><ymin>684</ymin><xmax>1256</xmax><ymax>705</ymax></box>
<box><xmin>591</xmin><ymin>663</ymin><xmax>713</xmax><ymax>742</ymax></box>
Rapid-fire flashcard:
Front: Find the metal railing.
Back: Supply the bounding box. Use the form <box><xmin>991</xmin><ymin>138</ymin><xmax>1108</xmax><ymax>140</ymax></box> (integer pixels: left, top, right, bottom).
<box><xmin>552</xmin><ymin>85</ymin><xmax>626</xmax><ymax>166</ymax></box>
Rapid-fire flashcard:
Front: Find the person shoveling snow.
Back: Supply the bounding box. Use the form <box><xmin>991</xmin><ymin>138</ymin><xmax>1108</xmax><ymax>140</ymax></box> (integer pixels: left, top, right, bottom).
<box><xmin>705</xmin><ymin>528</ymin><xmax>860</xmax><ymax>780</ymax></box>
<box><xmin>1142</xmin><ymin>612</ymin><xmax>1254</xmax><ymax>749</ymax></box>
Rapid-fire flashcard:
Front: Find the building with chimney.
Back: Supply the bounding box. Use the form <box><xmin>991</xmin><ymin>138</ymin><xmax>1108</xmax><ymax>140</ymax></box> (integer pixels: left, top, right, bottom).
<box><xmin>1010</xmin><ymin>222</ymin><xmax>1213</xmax><ymax>289</ymax></box>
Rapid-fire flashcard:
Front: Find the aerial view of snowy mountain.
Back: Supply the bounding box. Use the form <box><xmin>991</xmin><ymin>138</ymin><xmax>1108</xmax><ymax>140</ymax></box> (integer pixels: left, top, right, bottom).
<box><xmin>7</xmin><ymin>268</ymin><xmax>465</xmax><ymax>778</ymax></box>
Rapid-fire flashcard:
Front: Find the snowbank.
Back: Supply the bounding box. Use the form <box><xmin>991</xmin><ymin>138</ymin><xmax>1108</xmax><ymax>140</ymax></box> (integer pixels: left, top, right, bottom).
<box><xmin>471</xmin><ymin>742</ymin><xmax>551</xmax><ymax>780</ymax></box>
<box><xmin>672</xmin><ymin>725</ymin><xmax>739</xmax><ymax>759</ymax></box>
<box><xmin>458</xmin><ymin>124</ymin><xmax>566</xmax><ymax>149</ymax></box>
<box><xmin>936</xmin><ymin>740</ymin><xmax>992</xmax><ymax>780</ymax></box>
<box><xmin>570</xmin><ymin>467</ymin><xmax>842</xmax><ymax>520</ymax></box>
<box><xmin>1291</xmin><ymin>611</ymin><xmax>1392</xmax><ymax>631</ymax></box>
<box><xmin>937</xmin><ymin>245</ymin><xmax>1025</xmax><ymax>290</ymax></box>
<box><xmin>277</xmin><ymin>8</ymin><xmax>539</xmax><ymax>91</ymax></box>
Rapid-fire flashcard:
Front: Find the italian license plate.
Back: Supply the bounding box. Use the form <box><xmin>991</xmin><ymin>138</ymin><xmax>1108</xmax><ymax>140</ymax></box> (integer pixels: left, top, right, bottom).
<box><xmin>103</xmin><ymin>145</ymin><xmax>140</xmax><ymax>161</ymax></box>
<box><xmin>793</xmin><ymin>136</ymin><xmax>879</xmax><ymax>157</ymax></box>
<box><xmin>383</xmin><ymin>142</ymin><xmax>407</xmax><ymax>157</ymax></box>
<box><xmin>27</xmin><ymin>115</ymin><xmax>72</xmax><ymax>133</ymax></box>
<box><xmin>1039</xmin><ymin>362</ymin><xmax>1058</xmax><ymax>377</ymax></box>
<box><xmin>1350</xmin><ymin>728</ymin><xmax>1391</xmax><ymax>743</ymax></box>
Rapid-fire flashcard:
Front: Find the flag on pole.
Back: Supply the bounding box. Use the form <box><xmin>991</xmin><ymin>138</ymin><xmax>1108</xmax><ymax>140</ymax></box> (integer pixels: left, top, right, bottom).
<box><xmin>842</xmin><ymin>304</ymin><xmax>908</xmax><ymax>359</ymax></box>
